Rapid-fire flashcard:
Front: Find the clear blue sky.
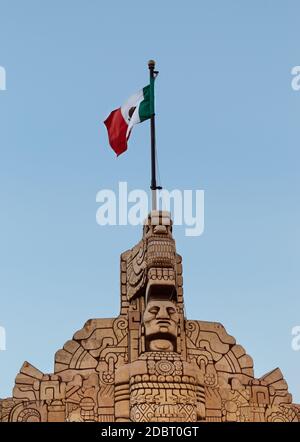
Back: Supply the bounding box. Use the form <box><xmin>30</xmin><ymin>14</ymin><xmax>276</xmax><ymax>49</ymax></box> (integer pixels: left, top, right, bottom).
<box><xmin>0</xmin><ymin>0</ymin><xmax>299</xmax><ymax>402</ymax></box>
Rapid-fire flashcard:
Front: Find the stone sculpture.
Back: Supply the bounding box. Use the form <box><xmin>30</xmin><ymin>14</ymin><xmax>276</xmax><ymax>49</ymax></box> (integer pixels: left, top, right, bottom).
<box><xmin>0</xmin><ymin>211</ymin><xmax>299</xmax><ymax>422</ymax></box>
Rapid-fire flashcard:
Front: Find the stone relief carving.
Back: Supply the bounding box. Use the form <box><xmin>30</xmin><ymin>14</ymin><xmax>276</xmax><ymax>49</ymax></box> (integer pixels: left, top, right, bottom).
<box><xmin>0</xmin><ymin>211</ymin><xmax>298</xmax><ymax>422</ymax></box>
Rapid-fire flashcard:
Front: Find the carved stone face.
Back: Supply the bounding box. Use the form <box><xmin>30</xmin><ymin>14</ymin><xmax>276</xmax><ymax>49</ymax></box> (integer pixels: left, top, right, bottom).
<box><xmin>143</xmin><ymin>300</ymin><xmax>178</xmax><ymax>339</ymax></box>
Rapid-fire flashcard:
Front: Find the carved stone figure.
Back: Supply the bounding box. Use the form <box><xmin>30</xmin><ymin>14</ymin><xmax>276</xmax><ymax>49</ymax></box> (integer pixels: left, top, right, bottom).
<box><xmin>115</xmin><ymin>296</ymin><xmax>205</xmax><ymax>422</ymax></box>
<box><xmin>0</xmin><ymin>211</ymin><xmax>299</xmax><ymax>422</ymax></box>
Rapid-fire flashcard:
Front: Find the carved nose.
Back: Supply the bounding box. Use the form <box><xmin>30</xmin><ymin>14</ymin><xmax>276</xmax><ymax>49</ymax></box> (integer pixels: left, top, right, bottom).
<box><xmin>156</xmin><ymin>307</ymin><xmax>170</xmax><ymax>319</ymax></box>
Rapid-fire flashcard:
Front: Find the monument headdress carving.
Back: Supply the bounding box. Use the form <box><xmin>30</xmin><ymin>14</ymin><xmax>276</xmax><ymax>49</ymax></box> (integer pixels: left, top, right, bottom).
<box><xmin>0</xmin><ymin>211</ymin><xmax>299</xmax><ymax>422</ymax></box>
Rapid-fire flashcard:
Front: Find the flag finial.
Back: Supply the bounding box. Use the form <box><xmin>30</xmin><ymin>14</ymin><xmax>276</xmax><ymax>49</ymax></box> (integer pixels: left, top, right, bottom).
<box><xmin>148</xmin><ymin>60</ymin><xmax>156</xmax><ymax>69</ymax></box>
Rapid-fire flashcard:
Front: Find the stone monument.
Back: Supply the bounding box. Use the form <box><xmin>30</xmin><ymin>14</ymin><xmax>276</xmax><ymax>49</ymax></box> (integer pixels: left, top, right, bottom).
<box><xmin>0</xmin><ymin>211</ymin><xmax>299</xmax><ymax>422</ymax></box>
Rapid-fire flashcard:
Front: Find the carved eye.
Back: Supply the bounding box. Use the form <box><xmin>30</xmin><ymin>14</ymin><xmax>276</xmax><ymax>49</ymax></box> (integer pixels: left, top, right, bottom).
<box><xmin>149</xmin><ymin>307</ymin><xmax>159</xmax><ymax>314</ymax></box>
<box><xmin>167</xmin><ymin>307</ymin><xmax>176</xmax><ymax>315</ymax></box>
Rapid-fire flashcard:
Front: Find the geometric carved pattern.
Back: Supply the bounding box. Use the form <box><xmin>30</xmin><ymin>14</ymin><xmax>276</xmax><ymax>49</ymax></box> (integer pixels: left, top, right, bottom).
<box><xmin>0</xmin><ymin>211</ymin><xmax>298</xmax><ymax>422</ymax></box>
<box><xmin>130</xmin><ymin>403</ymin><xmax>197</xmax><ymax>422</ymax></box>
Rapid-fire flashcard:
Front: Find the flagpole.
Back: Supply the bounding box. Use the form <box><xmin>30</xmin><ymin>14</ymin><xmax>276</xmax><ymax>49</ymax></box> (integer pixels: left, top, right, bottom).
<box><xmin>148</xmin><ymin>60</ymin><xmax>160</xmax><ymax>211</ymax></box>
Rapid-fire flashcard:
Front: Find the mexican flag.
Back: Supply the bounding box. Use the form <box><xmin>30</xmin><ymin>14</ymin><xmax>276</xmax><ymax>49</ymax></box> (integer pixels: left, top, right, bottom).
<box><xmin>104</xmin><ymin>85</ymin><xmax>153</xmax><ymax>156</ymax></box>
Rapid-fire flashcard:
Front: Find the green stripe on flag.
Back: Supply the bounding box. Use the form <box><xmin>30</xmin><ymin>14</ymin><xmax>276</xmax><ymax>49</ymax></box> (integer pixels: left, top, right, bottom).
<box><xmin>139</xmin><ymin>85</ymin><xmax>152</xmax><ymax>122</ymax></box>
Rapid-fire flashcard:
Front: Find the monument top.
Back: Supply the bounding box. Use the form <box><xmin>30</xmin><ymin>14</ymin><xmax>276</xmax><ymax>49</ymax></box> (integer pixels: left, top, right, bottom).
<box><xmin>0</xmin><ymin>214</ymin><xmax>299</xmax><ymax>422</ymax></box>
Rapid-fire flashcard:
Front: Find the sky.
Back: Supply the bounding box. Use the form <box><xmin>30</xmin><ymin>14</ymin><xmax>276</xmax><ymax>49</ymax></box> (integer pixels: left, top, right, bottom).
<box><xmin>0</xmin><ymin>0</ymin><xmax>299</xmax><ymax>403</ymax></box>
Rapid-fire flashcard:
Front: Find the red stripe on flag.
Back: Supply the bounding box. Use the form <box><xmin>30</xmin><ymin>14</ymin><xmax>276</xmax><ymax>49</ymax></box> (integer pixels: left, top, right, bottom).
<box><xmin>104</xmin><ymin>108</ymin><xmax>128</xmax><ymax>156</ymax></box>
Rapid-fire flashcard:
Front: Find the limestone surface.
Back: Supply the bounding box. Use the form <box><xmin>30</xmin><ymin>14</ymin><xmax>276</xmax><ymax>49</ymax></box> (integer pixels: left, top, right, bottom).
<box><xmin>1</xmin><ymin>212</ymin><xmax>299</xmax><ymax>422</ymax></box>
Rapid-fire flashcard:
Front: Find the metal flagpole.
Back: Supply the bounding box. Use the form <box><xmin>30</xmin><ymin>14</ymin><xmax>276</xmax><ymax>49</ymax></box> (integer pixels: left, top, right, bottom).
<box><xmin>148</xmin><ymin>60</ymin><xmax>161</xmax><ymax>211</ymax></box>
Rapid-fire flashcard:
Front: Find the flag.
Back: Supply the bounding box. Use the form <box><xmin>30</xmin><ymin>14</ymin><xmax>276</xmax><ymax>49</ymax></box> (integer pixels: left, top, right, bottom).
<box><xmin>104</xmin><ymin>85</ymin><xmax>152</xmax><ymax>156</ymax></box>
